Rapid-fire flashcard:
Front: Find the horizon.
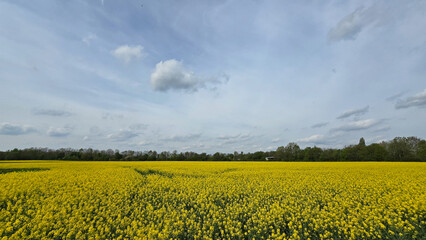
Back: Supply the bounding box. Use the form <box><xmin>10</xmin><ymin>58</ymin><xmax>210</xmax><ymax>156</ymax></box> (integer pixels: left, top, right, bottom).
<box><xmin>1</xmin><ymin>1</ymin><xmax>426</xmax><ymax>153</ymax></box>
<box><xmin>1</xmin><ymin>135</ymin><xmax>423</xmax><ymax>155</ymax></box>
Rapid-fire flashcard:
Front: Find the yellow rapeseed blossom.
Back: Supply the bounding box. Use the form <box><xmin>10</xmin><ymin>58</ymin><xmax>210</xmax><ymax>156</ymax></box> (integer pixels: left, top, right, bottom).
<box><xmin>0</xmin><ymin>161</ymin><xmax>425</xmax><ymax>239</ymax></box>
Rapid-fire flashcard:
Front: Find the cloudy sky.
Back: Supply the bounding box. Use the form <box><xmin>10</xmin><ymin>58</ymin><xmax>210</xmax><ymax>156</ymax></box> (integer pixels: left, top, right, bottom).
<box><xmin>1</xmin><ymin>0</ymin><xmax>426</xmax><ymax>153</ymax></box>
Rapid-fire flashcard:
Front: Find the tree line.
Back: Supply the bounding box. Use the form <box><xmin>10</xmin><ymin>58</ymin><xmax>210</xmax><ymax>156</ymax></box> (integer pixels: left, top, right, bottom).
<box><xmin>0</xmin><ymin>136</ymin><xmax>425</xmax><ymax>162</ymax></box>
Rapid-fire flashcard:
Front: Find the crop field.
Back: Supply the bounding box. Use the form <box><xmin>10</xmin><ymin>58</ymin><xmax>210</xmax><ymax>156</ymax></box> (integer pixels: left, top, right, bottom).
<box><xmin>0</xmin><ymin>161</ymin><xmax>425</xmax><ymax>240</ymax></box>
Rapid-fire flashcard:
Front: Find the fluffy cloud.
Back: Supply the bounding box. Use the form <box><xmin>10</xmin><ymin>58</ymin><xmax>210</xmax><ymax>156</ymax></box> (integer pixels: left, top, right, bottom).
<box><xmin>395</xmin><ymin>89</ymin><xmax>426</xmax><ymax>109</ymax></box>
<box><xmin>331</xmin><ymin>119</ymin><xmax>382</xmax><ymax>132</ymax></box>
<box><xmin>150</xmin><ymin>59</ymin><xmax>228</xmax><ymax>92</ymax></box>
<box><xmin>298</xmin><ymin>134</ymin><xmax>328</xmax><ymax>144</ymax></box>
<box><xmin>337</xmin><ymin>106</ymin><xmax>369</xmax><ymax>119</ymax></box>
<box><xmin>0</xmin><ymin>122</ymin><xmax>36</xmax><ymax>135</ymax></box>
<box><xmin>47</xmin><ymin>126</ymin><xmax>73</xmax><ymax>137</ymax></box>
<box><xmin>33</xmin><ymin>108</ymin><xmax>72</xmax><ymax>117</ymax></box>
<box><xmin>111</xmin><ymin>45</ymin><xmax>144</xmax><ymax>63</ymax></box>
<box><xmin>328</xmin><ymin>6</ymin><xmax>376</xmax><ymax>42</ymax></box>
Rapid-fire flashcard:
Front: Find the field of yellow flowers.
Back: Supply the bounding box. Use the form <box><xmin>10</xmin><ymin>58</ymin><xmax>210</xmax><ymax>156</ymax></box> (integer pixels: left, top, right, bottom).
<box><xmin>0</xmin><ymin>161</ymin><xmax>425</xmax><ymax>239</ymax></box>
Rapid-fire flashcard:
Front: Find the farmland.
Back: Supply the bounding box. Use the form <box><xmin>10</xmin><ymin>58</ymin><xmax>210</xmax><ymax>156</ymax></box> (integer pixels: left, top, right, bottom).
<box><xmin>0</xmin><ymin>161</ymin><xmax>425</xmax><ymax>239</ymax></box>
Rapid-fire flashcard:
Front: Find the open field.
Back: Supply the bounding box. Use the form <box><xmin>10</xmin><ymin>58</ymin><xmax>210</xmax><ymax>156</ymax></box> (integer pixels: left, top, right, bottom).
<box><xmin>0</xmin><ymin>161</ymin><xmax>425</xmax><ymax>239</ymax></box>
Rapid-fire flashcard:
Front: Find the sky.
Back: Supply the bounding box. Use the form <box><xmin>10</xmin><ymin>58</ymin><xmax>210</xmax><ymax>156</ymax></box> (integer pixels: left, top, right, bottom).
<box><xmin>1</xmin><ymin>0</ymin><xmax>426</xmax><ymax>153</ymax></box>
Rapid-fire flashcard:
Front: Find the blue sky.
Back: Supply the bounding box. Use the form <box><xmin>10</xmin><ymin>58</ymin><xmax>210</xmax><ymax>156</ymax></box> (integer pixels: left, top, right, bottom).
<box><xmin>1</xmin><ymin>0</ymin><xmax>426</xmax><ymax>153</ymax></box>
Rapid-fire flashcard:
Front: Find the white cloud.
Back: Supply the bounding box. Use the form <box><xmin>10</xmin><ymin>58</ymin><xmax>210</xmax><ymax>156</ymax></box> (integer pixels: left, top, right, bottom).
<box><xmin>395</xmin><ymin>89</ymin><xmax>426</xmax><ymax>109</ymax></box>
<box><xmin>297</xmin><ymin>134</ymin><xmax>326</xmax><ymax>144</ymax></box>
<box><xmin>1</xmin><ymin>1</ymin><xmax>425</xmax><ymax>152</ymax></box>
<box><xmin>150</xmin><ymin>59</ymin><xmax>228</xmax><ymax>92</ymax></box>
<box><xmin>331</xmin><ymin>119</ymin><xmax>382</xmax><ymax>132</ymax></box>
<box><xmin>111</xmin><ymin>45</ymin><xmax>144</xmax><ymax>63</ymax></box>
<box><xmin>0</xmin><ymin>122</ymin><xmax>36</xmax><ymax>135</ymax></box>
<box><xmin>337</xmin><ymin>106</ymin><xmax>369</xmax><ymax>119</ymax></box>
<box><xmin>150</xmin><ymin>59</ymin><xmax>199</xmax><ymax>92</ymax></box>
<box><xmin>328</xmin><ymin>6</ymin><xmax>377</xmax><ymax>42</ymax></box>
<box><xmin>297</xmin><ymin>133</ymin><xmax>346</xmax><ymax>146</ymax></box>
<box><xmin>47</xmin><ymin>126</ymin><xmax>73</xmax><ymax>137</ymax></box>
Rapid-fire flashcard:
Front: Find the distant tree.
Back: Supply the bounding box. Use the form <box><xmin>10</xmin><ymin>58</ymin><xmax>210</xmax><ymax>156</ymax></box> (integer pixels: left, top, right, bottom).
<box><xmin>158</xmin><ymin>151</ymin><xmax>170</xmax><ymax>161</ymax></box>
<box><xmin>275</xmin><ymin>143</ymin><xmax>301</xmax><ymax>161</ymax></box>
<box><xmin>366</xmin><ymin>143</ymin><xmax>388</xmax><ymax>161</ymax></box>
<box><xmin>342</xmin><ymin>145</ymin><xmax>358</xmax><ymax>161</ymax></box>
<box><xmin>233</xmin><ymin>151</ymin><xmax>240</xmax><ymax>161</ymax></box>
<box><xmin>81</xmin><ymin>148</ymin><xmax>94</xmax><ymax>161</ymax></box>
<box><xmin>176</xmin><ymin>153</ymin><xmax>186</xmax><ymax>161</ymax></box>
<box><xmin>416</xmin><ymin>140</ymin><xmax>426</xmax><ymax>161</ymax></box>
<box><xmin>341</xmin><ymin>139</ymin><xmax>370</xmax><ymax>161</ymax></box>
<box><xmin>387</xmin><ymin>137</ymin><xmax>415</xmax><ymax>161</ymax></box>
<box><xmin>284</xmin><ymin>142</ymin><xmax>301</xmax><ymax>161</ymax></box>
<box><xmin>275</xmin><ymin>146</ymin><xmax>286</xmax><ymax>161</ymax></box>
<box><xmin>114</xmin><ymin>150</ymin><xmax>123</xmax><ymax>161</ymax></box>
<box><xmin>320</xmin><ymin>149</ymin><xmax>340</xmax><ymax>161</ymax></box>
<box><xmin>359</xmin><ymin>137</ymin><xmax>366</xmax><ymax>147</ymax></box>
<box><xmin>147</xmin><ymin>151</ymin><xmax>157</xmax><ymax>161</ymax></box>
<box><xmin>304</xmin><ymin>147</ymin><xmax>322</xmax><ymax>161</ymax></box>
<box><xmin>250</xmin><ymin>151</ymin><xmax>265</xmax><ymax>161</ymax></box>
<box><xmin>1</xmin><ymin>135</ymin><xmax>425</xmax><ymax>162</ymax></box>
<box><xmin>212</xmin><ymin>152</ymin><xmax>227</xmax><ymax>161</ymax></box>
<box><xmin>199</xmin><ymin>153</ymin><xmax>209</xmax><ymax>161</ymax></box>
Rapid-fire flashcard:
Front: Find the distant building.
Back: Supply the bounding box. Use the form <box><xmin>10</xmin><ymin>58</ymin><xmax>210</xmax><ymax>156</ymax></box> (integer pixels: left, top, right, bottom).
<box><xmin>265</xmin><ymin>157</ymin><xmax>275</xmax><ymax>161</ymax></box>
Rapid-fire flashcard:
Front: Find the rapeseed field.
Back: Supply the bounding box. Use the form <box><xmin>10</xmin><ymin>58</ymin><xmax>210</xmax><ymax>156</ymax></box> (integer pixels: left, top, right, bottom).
<box><xmin>0</xmin><ymin>161</ymin><xmax>425</xmax><ymax>239</ymax></box>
